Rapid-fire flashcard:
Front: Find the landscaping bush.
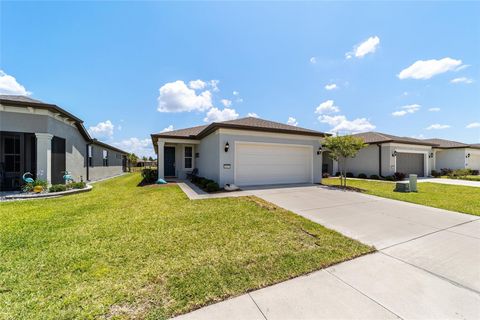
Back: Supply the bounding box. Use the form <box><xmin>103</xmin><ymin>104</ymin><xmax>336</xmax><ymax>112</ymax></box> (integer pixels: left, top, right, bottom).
<box><xmin>346</xmin><ymin>172</ymin><xmax>354</xmax><ymax>178</ymax></box>
<box><xmin>200</xmin><ymin>178</ymin><xmax>213</xmax><ymax>188</ymax></box>
<box><xmin>471</xmin><ymin>170</ymin><xmax>479</xmax><ymax>176</ymax></box>
<box><xmin>369</xmin><ymin>175</ymin><xmax>380</xmax><ymax>180</ymax></box>
<box><xmin>22</xmin><ymin>179</ymin><xmax>48</xmax><ymax>192</ymax></box>
<box><xmin>322</xmin><ymin>172</ymin><xmax>330</xmax><ymax>178</ymax></box>
<box><xmin>440</xmin><ymin>168</ymin><xmax>452</xmax><ymax>176</ymax></box>
<box><xmin>70</xmin><ymin>181</ymin><xmax>86</xmax><ymax>189</ymax></box>
<box><xmin>358</xmin><ymin>173</ymin><xmax>367</xmax><ymax>179</ymax></box>
<box><xmin>141</xmin><ymin>168</ymin><xmax>158</xmax><ymax>183</ymax></box>
<box><xmin>449</xmin><ymin>169</ymin><xmax>470</xmax><ymax>178</ymax></box>
<box><xmin>393</xmin><ymin>172</ymin><xmax>406</xmax><ymax>181</ymax></box>
<box><xmin>49</xmin><ymin>184</ymin><xmax>67</xmax><ymax>193</ymax></box>
<box><xmin>385</xmin><ymin>175</ymin><xmax>395</xmax><ymax>181</ymax></box>
<box><xmin>335</xmin><ymin>172</ymin><xmax>341</xmax><ymax>177</ymax></box>
<box><xmin>205</xmin><ymin>182</ymin><xmax>220</xmax><ymax>192</ymax></box>
<box><xmin>431</xmin><ymin>170</ymin><xmax>441</xmax><ymax>177</ymax></box>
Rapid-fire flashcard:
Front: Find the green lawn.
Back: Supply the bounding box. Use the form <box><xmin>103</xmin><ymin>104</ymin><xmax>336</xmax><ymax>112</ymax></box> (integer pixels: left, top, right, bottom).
<box><xmin>322</xmin><ymin>177</ymin><xmax>480</xmax><ymax>216</ymax></box>
<box><xmin>443</xmin><ymin>175</ymin><xmax>480</xmax><ymax>182</ymax></box>
<box><xmin>0</xmin><ymin>174</ymin><xmax>372</xmax><ymax>319</ymax></box>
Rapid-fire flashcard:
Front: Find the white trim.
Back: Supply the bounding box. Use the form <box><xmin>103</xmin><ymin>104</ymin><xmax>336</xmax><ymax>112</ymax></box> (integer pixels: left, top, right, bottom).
<box><xmin>183</xmin><ymin>145</ymin><xmax>194</xmax><ymax>170</ymax></box>
<box><xmin>233</xmin><ymin>141</ymin><xmax>314</xmax><ymax>185</ymax></box>
<box><xmin>393</xmin><ymin>149</ymin><xmax>429</xmax><ymax>177</ymax></box>
<box><xmin>219</xmin><ymin>128</ymin><xmax>324</xmax><ymax>142</ymax></box>
<box><xmin>157</xmin><ymin>138</ymin><xmax>200</xmax><ymax>145</ymax></box>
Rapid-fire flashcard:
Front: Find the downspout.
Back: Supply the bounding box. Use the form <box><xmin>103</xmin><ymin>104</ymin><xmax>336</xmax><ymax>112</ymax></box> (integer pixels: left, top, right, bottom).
<box><xmin>86</xmin><ymin>143</ymin><xmax>90</xmax><ymax>181</ymax></box>
<box><xmin>377</xmin><ymin>144</ymin><xmax>384</xmax><ymax>178</ymax></box>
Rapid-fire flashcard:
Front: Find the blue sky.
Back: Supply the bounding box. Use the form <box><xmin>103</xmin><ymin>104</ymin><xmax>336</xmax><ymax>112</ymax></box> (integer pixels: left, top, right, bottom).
<box><xmin>1</xmin><ymin>1</ymin><xmax>479</xmax><ymax>157</ymax></box>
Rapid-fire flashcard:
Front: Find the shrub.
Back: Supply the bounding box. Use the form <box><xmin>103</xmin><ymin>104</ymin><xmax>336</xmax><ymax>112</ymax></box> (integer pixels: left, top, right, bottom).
<box><xmin>49</xmin><ymin>184</ymin><xmax>67</xmax><ymax>193</ymax></box>
<box><xmin>385</xmin><ymin>175</ymin><xmax>395</xmax><ymax>181</ymax></box>
<box><xmin>369</xmin><ymin>175</ymin><xmax>380</xmax><ymax>180</ymax></box>
<box><xmin>141</xmin><ymin>168</ymin><xmax>158</xmax><ymax>183</ymax></box>
<box><xmin>70</xmin><ymin>181</ymin><xmax>86</xmax><ymax>189</ymax></box>
<box><xmin>431</xmin><ymin>170</ymin><xmax>441</xmax><ymax>177</ymax></box>
<box><xmin>393</xmin><ymin>172</ymin><xmax>406</xmax><ymax>181</ymax></box>
<box><xmin>335</xmin><ymin>172</ymin><xmax>341</xmax><ymax>177</ymax></box>
<box><xmin>440</xmin><ymin>168</ymin><xmax>452</xmax><ymax>176</ymax></box>
<box><xmin>205</xmin><ymin>182</ymin><xmax>220</xmax><ymax>192</ymax></box>
<box><xmin>22</xmin><ymin>179</ymin><xmax>48</xmax><ymax>192</ymax></box>
<box><xmin>358</xmin><ymin>173</ymin><xmax>367</xmax><ymax>179</ymax></box>
<box><xmin>450</xmin><ymin>169</ymin><xmax>470</xmax><ymax>177</ymax></box>
<box><xmin>471</xmin><ymin>170</ymin><xmax>479</xmax><ymax>176</ymax></box>
<box><xmin>199</xmin><ymin>179</ymin><xmax>213</xmax><ymax>188</ymax></box>
<box><xmin>346</xmin><ymin>172</ymin><xmax>354</xmax><ymax>178</ymax></box>
<box><xmin>322</xmin><ymin>172</ymin><xmax>330</xmax><ymax>178</ymax></box>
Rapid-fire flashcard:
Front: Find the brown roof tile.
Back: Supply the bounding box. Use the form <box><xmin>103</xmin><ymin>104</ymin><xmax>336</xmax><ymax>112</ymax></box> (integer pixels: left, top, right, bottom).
<box><xmin>423</xmin><ymin>138</ymin><xmax>480</xmax><ymax>149</ymax></box>
<box><xmin>352</xmin><ymin>132</ymin><xmax>438</xmax><ymax>146</ymax></box>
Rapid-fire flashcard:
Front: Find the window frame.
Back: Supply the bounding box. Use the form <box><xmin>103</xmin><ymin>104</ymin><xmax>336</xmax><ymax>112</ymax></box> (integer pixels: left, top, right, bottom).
<box><xmin>102</xmin><ymin>149</ymin><xmax>109</xmax><ymax>167</ymax></box>
<box><xmin>183</xmin><ymin>145</ymin><xmax>193</xmax><ymax>169</ymax></box>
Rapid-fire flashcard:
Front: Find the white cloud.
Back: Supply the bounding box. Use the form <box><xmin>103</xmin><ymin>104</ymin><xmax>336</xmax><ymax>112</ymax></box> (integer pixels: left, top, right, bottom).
<box><xmin>450</xmin><ymin>77</ymin><xmax>473</xmax><ymax>84</ymax></box>
<box><xmin>247</xmin><ymin>112</ymin><xmax>259</xmax><ymax>118</ymax></box>
<box><xmin>236</xmin><ymin>98</ymin><xmax>244</xmax><ymax>103</ymax></box>
<box><xmin>346</xmin><ymin>36</ymin><xmax>380</xmax><ymax>59</ymax></box>
<box><xmin>324</xmin><ymin>83</ymin><xmax>338</xmax><ymax>90</ymax></box>
<box><xmin>310</xmin><ymin>57</ymin><xmax>317</xmax><ymax>64</ymax></box>
<box><xmin>466</xmin><ymin>122</ymin><xmax>480</xmax><ymax>129</ymax></box>
<box><xmin>113</xmin><ymin>137</ymin><xmax>154</xmax><ymax>158</ymax></box>
<box><xmin>392</xmin><ymin>104</ymin><xmax>420</xmax><ymax>117</ymax></box>
<box><xmin>161</xmin><ymin>125</ymin><xmax>174</xmax><ymax>133</ymax></box>
<box><xmin>398</xmin><ymin>58</ymin><xmax>463</xmax><ymax>80</ymax></box>
<box><xmin>287</xmin><ymin>117</ymin><xmax>298</xmax><ymax>126</ymax></box>
<box><xmin>221</xmin><ymin>99</ymin><xmax>232</xmax><ymax>107</ymax></box>
<box><xmin>315</xmin><ymin>100</ymin><xmax>340</xmax><ymax>114</ymax></box>
<box><xmin>209</xmin><ymin>80</ymin><xmax>220</xmax><ymax>92</ymax></box>
<box><xmin>319</xmin><ymin>114</ymin><xmax>375</xmax><ymax>133</ymax></box>
<box><xmin>426</xmin><ymin>124</ymin><xmax>451</xmax><ymax>130</ymax></box>
<box><xmin>88</xmin><ymin>120</ymin><xmax>114</xmax><ymax>139</ymax></box>
<box><xmin>428</xmin><ymin>107</ymin><xmax>441</xmax><ymax>112</ymax></box>
<box><xmin>188</xmin><ymin>79</ymin><xmax>206</xmax><ymax>90</ymax></box>
<box><xmin>157</xmin><ymin>80</ymin><xmax>213</xmax><ymax>112</ymax></box>
<box><xmin>0</xmin><ymin>70</ymin><xmax>30</xmax><ymax>95</ymax></box>
<box><xmin>233</xmin><ymin>91</ymin><xmax>240</xmax><ymax>96</ymax></box>
<box><xmin>203</xmin><ymin>107</ymin><xmax>239</xmax><ymax>123</ymax></box>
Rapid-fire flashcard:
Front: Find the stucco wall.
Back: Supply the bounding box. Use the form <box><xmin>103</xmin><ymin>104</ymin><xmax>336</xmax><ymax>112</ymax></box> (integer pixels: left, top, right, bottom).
<box><xmin>345</xmin><ymin>144</ymin><xmax>380</xmax><ymax>176</ymax></box>
<box><xmin>435</xmin><ymin>149</ymin><xmax>466</xmax><ymax>171</ymax></box>
<box><xmin>468</xmin><ymin>151</ymin><xmax>480</xmax><ymax>170</ymax></box>
<box><xmin>196</xmin><ymin>133</ymin><xmax>220</xmax><ymax>182</ymax></box>
<box><xmin>88</xmin><ymin>143</ymin><xmax>124</xmax><ymax>181</ymax></box>
<box><xmin>216</xmin><ymin>129</ymin><xmax>323</xmax><ymax>186</ymax></box>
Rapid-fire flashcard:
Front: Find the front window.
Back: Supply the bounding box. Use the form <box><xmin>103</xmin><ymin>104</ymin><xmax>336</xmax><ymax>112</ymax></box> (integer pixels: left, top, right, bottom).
<box><xmin>103</xmin><ymin>149</ymin><xmax>108</xmax><ymax>166</ymax></box>
<box><xmin>184</xmin><ymin>146</ymin><xmax>193</xmax><ymax>169</ymax></box>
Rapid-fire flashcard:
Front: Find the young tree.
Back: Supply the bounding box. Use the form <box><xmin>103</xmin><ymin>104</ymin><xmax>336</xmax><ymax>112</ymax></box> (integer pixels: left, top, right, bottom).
<box><xmin>127</xmin><ymin>153</ymin><xmax>138</xmax><ymax>171</ymax></box>
<box><xmin>323</xmin><ymin>135</ymin><xmax>366</xmax><ymax>189</ymax></box>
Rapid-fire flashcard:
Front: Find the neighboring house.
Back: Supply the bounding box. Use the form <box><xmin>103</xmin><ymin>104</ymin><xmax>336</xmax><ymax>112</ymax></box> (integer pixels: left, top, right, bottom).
<box><xmin>136</xmin><ymin>159</ymin><xmax>157</xmax><ymax>167</ymax></box>
<box><xmin>327</xmin><ymin>132</ymin><xmax>438</xmax><ymax>178</ymax></box>
<box><xmin>423</xmin><ymin>138</ymin><xmax>480</xmax><ymax>171</ymax></box>
<box><xmin>0</xmin><ymin>95</ymin><xmax>128</xmax><ymax>191</ymax></box>
<box><xmin>151</xmin><ymin>117</ymin><xmax>327</xmax><ymax>187</ymax></box>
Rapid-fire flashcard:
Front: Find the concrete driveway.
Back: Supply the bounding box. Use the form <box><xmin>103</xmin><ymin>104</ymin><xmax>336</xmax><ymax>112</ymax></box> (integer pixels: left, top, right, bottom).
<box><xmin>174</xmin><ymin>185</ymin><xmax>480</xmax><ymax>320</ymax></box>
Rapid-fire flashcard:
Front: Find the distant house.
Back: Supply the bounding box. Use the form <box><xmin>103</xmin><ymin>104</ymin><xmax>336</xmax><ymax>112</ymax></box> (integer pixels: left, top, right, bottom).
<box><xmin>136</xmin><ymin>159</ymin><xmax>156</xmax><ymax>167</ymax></box>
<box><xmin>151</xmin><ymin>117</ymin><xmax>327</xmax><ymax>186</ymax></box>
<box><xmin>423</xmin><ymin>138</ymin><xmax>480</xmax><ymax>171</ymax></box>
<box><xmin>325</xmin><ymin>132</ymin><xmax>438</xmax><ymax>178</ymax></box>
<box><xmin>0</xmin><ymin>95</ymin><xmax>128</xmax><ymax>191</ymax></box>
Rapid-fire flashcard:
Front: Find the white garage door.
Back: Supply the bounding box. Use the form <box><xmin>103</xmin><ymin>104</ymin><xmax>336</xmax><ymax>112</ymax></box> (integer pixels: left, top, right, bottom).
<box><xmin>235</xmin><ymin>142</ymin><xmax>312</xmax><ymax>186</ymax></box>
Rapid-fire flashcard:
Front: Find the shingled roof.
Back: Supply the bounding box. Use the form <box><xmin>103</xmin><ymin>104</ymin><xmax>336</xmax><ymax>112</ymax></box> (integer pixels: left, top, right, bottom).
<box><xmin>352</xmin><ymin>132</ymin><xmax>438</xmax><ymax>146</ymax></box>
<box><xmin>152</xmin><ymin>117</ymin><xmax>328</xmax><ymax>139</ymax></box>
<box><xmin>0</xmin><ymin>95</ymin><xmax>127</xmax><ymax>154</ymax></box>
<box><xmin>423</xmin><ymin>138</ymin><xmax>480</xmax><ymax>150</ymax></box>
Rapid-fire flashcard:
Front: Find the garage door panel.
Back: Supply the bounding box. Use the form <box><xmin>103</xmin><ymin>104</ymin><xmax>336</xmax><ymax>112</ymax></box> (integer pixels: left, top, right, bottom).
<box><xmin>397</xmin><ymin>153</ymin><xmax>424</xmax><ymax>176</ymax></box>
<box><xmin>235</xmin><ymin>143</ymin><xmax>312</xmax><ymax>186</ymax></box>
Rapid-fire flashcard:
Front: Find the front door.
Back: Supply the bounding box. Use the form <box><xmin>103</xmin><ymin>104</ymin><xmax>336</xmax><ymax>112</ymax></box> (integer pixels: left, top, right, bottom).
<box><xmin>164</xmin><ymin>146</ymin><xmax>176</xmax><ymax>177</ymax></box>
<box><xmin>0</xmin><ymin>133</ymin><xmax>23</xmax><ymax>190</ymax></box>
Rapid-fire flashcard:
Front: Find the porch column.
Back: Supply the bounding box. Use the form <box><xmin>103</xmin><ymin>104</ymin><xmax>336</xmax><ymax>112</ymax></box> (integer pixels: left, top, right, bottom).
<box><xmin>157</xmin><ymin>140</ymin><xmax>165</xmax><ymax>180</ymax></box>
<box><xmin>35</xmin><ymin>133</ymin><xmax>53</xmax><ymax>184</ymax></box>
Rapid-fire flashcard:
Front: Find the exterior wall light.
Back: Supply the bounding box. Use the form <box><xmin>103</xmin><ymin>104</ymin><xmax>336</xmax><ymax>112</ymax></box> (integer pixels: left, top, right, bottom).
<box><xmin>317</xmin><ymin>145</ymin><xmax>323</xmax><ymax>155</ymax></box>
<box><xmin>466</xmin><ymin>153</ymin><xmax>471</xmax><ymax>158</ymax></box>
<box><xmin>392</xmin><ymin>150</ymin><xmax>397</xmax><ymax>157</ymax></box>
<box><xmin>224</xmin><ymin>142</ymin><xmax>230</xmax><ymax>152</ymax></box>
<box><xmin>428</xmin><ymin>152</ymin><xmax>434</xmax><ymax>158</ymax></box>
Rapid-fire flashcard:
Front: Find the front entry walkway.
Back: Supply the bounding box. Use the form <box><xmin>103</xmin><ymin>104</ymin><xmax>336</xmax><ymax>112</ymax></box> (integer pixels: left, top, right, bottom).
<box><xmin>174</xmin><ymin>185</ymin><xmax>480</xmax><ymax>319</ymax></box>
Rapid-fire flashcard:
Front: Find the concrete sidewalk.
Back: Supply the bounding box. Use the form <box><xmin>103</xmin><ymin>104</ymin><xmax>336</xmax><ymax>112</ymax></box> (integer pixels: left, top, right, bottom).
<box><xmin>173</xmin><ymin>185</ymin><xmax>480</xmax><ymax>320</ymax></box>
<box><xmin>418</xmin><ymin>177</ymin><xmax>480</xmax><ymax>188</ymax></box>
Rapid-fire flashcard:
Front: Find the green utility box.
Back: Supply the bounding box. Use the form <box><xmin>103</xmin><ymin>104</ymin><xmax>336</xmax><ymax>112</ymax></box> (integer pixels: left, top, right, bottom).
<box><xmin>395</xmin><ymin>181</ymin><xmax>410</xmax><ymax>192</ymax></box>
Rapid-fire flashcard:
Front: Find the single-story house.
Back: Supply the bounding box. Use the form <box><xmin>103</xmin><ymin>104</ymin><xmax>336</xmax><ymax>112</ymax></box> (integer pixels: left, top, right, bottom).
<box><xmin>151</xmin><ymin>117</ymin><xmax>327</xmax><ymax>187</ymax></box>
<box><xmin>329</xmin><ymin>131</ymin><xmax>438</xmax><ymax>178</ymax></box>
<box><xmin>0</xmin><ymin>95</ymin><xmax>128</xmax><ymax>191</ymax></box>
<box><xmin>423</xmin><ymin>138</ymin><xmax>480</xmax><ymax>171</ymax></box>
